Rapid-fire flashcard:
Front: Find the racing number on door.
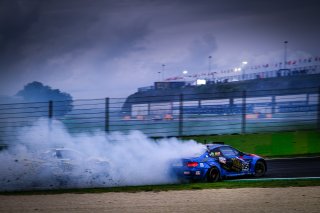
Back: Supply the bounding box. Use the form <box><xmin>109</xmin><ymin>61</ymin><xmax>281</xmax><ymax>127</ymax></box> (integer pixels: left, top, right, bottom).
<box><xmin>215</xmin><ymin>147</ymin><xmax>243</xmax><ymax>172</ymax></box>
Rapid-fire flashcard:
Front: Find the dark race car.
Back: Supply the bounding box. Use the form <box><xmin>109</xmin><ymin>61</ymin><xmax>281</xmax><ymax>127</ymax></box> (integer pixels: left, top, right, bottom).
<box><xmin>171</xmin><ymin>143</ymin><xmax>267</xmax><ymax>182</ymax></box>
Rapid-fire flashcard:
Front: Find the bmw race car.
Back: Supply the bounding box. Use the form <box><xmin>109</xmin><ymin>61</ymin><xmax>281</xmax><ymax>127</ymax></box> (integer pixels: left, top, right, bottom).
<box><xmin>171</xmin><ymin>143</ymin><xmax>267</xmax><ymax>182</ymax></box>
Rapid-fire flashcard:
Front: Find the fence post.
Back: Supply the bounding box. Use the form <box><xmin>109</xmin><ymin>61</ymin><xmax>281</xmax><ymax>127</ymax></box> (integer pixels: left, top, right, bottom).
<box><xmin>179</xmin><ymin>94</ymin><xmax>184</xmax><ymax>136</ymax></box>
<box><xmin>271</xmin><ymin>95</ymin><xmax>276</xmax><ymax>114</ymax></box>
<box><xmin>48</xmin><ymin>100</ymin><xmax>53</xmax><ymax>131</ymax></box>
<box><xmin>241</xmin><ymin>91</ymin><xmax>246</xmax><ymax>134</ymax></box>
<box><xmin>48</xmin><ymin>100</ymin><xmax>53</xmax><ymax>119</ymax></box>
<box><xmin>105</xmin><ymin>98</ymin><xmax>110</xmax><ymax>133</ymax></box>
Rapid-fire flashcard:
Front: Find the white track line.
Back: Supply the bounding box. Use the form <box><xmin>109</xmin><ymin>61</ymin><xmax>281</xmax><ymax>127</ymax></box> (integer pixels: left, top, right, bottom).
<box><xmin>226</xmin><ymin>177</ymin><xmax>320</xmax><ymax>182</ymax></box>
<box><xmin>266</xmin><ymin>156</ymin><xmax>320</xmax><ymax>160</ymax></box>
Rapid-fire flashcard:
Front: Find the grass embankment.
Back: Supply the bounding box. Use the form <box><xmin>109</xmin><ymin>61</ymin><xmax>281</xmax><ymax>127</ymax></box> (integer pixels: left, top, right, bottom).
<box><xmin>182</xmin><ymin>130</ymin><xmax>320</xmax><ymax>158</ymax></box>
<box><xmin>2</xmin><ymin>179</ymin><xmax>320</xmax><ymax>195</ymax></box>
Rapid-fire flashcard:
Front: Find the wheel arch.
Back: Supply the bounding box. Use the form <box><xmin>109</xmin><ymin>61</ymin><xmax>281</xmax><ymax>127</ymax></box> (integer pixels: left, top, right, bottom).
<box><xmin>256</xmin><ymin>159</ymin><xmax>267</xmax><ymax>172</ymax></box>
<box><xmin>206</xmin><ymin>165</ymin><xmax>221</xmax><ymax>182</ymax></box>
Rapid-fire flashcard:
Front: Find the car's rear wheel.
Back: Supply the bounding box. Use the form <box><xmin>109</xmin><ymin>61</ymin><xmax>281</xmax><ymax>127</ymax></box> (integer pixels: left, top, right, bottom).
<box><xmin>207</xmin><ymin>167</ymin><xmax>220</xmax><ymax>182</ymax></box>
<box><xmin>254</xmin><ymin>161</ymin><xmax>266</xmax><ymax>177</ymax></box>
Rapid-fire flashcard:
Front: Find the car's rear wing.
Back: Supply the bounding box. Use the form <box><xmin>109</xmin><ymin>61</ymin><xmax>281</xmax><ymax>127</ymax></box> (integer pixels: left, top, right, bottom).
<box><xmin>212</xmin><ymin>142</ymin><xmax>224</xmax><ymax>145</ymax></box>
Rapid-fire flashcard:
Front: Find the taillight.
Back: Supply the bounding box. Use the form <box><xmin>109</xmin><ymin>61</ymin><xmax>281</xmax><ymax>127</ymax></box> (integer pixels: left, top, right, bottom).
<box><xmin>187</xmin><ymin>162</ymin><xmax>198</xmax><ymax>167</ymax></box>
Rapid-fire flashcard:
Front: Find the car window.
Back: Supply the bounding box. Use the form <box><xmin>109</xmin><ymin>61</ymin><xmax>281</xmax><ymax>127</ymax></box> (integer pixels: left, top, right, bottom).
<box><xmin>219</xmin><ymin>146</ymin><xmax>239</xmax><ymax>157</ymax></box>
<box><xmin>209</xmin><ymin>148</ymin><xmax>222</xmax><ymax>157</ymax></box>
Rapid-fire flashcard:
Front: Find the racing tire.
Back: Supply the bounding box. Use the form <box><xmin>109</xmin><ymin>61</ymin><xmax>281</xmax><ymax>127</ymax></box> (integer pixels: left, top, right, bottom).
<box><xmin>254</xmin><ymin>161</ymin><xmax>266</xmax><ymax>177</ymax></box>
<box><xmin>207</xmin><ymin>167</ymin><xmax>220</xmax><ymax>182</ymax></box>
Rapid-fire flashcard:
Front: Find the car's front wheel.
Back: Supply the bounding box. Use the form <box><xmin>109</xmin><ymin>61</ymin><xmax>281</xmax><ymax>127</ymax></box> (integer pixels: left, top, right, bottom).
<box><xmin>207</xmin><ymin>167</ymin><xmax>220</xmax><ymax>182</ymax></box>
<box><xmin>254</xmin><ymin>161</ymin><xmax>266</xmax><ymax>177</ymax></box>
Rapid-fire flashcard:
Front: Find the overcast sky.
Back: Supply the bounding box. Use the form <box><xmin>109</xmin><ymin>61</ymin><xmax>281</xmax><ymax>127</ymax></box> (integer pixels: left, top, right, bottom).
<box><xmin>1</xmin><ymin>0</ymin><xmax>319</xmax><ymax>100</ymax></box>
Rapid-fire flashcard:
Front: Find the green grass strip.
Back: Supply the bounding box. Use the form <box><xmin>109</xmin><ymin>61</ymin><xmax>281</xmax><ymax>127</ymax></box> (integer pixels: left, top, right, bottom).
<box><xmin>182</xmin><ymin>130</ymin><xmax>320</xmax><ymax>158</ymax></box>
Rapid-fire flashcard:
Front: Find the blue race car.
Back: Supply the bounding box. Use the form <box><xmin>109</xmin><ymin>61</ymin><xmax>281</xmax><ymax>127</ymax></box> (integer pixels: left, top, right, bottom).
<box><xmin>171</xmin><ymin>143</ymin><xmax>267</xmax><ymax>182</ymax></box>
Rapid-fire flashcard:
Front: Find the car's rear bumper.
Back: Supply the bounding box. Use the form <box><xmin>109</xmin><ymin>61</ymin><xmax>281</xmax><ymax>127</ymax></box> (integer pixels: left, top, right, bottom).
<box><xmin>171</xmin><ymin>167</ymin><xmax>207</xmax><ymax>180</ymax></box>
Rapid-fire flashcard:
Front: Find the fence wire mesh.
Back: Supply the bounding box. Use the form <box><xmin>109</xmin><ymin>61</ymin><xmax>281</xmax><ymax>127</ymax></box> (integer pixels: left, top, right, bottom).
<box><xmin>0</xmin><ymin>87</ymin><xmax>319</xmax><ymax>145</ymax></box>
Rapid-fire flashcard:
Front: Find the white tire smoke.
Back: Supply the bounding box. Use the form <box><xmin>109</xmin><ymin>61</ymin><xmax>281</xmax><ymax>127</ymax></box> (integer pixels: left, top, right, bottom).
<box><xmin>0</xmin><ymin>118</ymin><xmax>204</xmax><ymax>191</ymax></box>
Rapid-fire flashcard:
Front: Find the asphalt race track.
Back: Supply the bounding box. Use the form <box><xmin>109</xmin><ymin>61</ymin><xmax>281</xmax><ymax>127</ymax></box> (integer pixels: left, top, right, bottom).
<box><xmin>264</xmin><ymin>157</ymin><xmax>320</xmax><ymax>178</ymax></box>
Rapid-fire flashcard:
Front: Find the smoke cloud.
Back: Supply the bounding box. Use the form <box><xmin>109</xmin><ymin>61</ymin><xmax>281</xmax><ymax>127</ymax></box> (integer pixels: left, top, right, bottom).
<box><xmin>0</xmin><ymin>119</ymin><xmax>204</xmax><ymax>191</ymax></box>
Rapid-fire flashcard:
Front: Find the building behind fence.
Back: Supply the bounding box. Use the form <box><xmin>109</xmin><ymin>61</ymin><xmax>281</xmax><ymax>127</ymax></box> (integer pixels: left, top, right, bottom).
<box><xmin>0</xmin><ymin>86</ymin><xmax>319</xmax><ymax>146</ymax></box>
